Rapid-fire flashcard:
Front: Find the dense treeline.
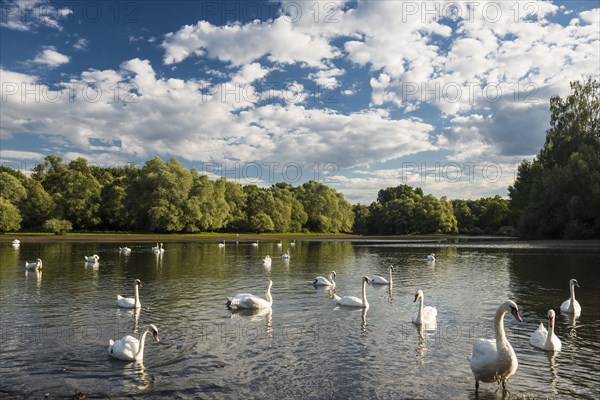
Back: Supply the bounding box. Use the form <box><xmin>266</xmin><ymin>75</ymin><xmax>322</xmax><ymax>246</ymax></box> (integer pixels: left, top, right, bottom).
<box><xmin>0</xmin><ymin>156</ymin><xmax>353</xmax><ymax>234</ymax></box>
<box><xmin>1</xmin><ymin>80</ymin><xmax>597</xmax><ymax>238</ymax></box>
<box><xmin>509</xmin><ymin>79</ymin><xmax>600</xmax><ymax>239</ymax></box>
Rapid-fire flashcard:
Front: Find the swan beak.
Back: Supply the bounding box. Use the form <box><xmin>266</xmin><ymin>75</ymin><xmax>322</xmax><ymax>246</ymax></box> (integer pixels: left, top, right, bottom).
<box><xmin>574</xmin><ymin>281</ymin><xmax>580</xmax><ymax>288</ymax></box>
<box><xmin>549</xmin><ymin>316</ymin><xmax>554</xmax><ymax>329</ymax></box>
<box><xmin>511</xmin><ymin>308</ymin><xmax>523</xmax><ymax>322</ymax></box>
<box><xmin>413</xmin><ymin>293</ymin><xmax>418</xmax><ymax>303</ymax></box>
<box><xmin>153</xmin><ymin>332</ymin><xmax>160</xmax><ymax>342</ymax></box>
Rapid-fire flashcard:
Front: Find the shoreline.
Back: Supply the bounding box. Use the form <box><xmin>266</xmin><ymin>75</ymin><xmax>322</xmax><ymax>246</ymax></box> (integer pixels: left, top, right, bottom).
<box><xmin>3</xmin><ymin>233</ymin><xmax>600</xmax><ymax>249</ymax></box>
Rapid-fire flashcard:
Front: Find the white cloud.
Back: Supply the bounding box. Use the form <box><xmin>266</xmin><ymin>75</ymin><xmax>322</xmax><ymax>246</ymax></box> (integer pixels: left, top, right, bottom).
<box><xmin>0</xmin><ymin>0</ymin><xmax>72</xmax><ymax>31</ymax></box>
<box><xmin>32</xmin><ymin>47</ymin><xmax>70</xmax><ymax>67</ymax></box>
<box><xmin>162</xmin><ymin>18</ymin><xmax>338</xmax><ymax>67</ymax></box>
<box><xmin>73</xmin><ymin>38</ymin><xmax>89</xmax><ymax>51</ymax></box>
<box><xmin>0</xmin><ymin>59</ymin><xmax>435</xmax><ymax>173</ymax></box>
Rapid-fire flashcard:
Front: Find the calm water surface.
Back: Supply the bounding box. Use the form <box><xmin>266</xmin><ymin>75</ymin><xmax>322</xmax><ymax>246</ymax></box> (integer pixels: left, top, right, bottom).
<box><xmin>1</xmin><ymin>239</ymin><xmax>599</xmax><ymax>399</ymax></box>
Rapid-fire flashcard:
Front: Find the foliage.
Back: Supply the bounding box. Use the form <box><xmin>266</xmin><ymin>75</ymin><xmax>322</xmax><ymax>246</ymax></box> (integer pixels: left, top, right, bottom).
<box><xmin>509</xmin><ymin>79</ymin><xmax>600</xmax><ymax>238</ymax></box>
<box><xmin>0</xmin><ymin>172</ymin><xmax>27</xmax><ymax>204</ymax></box>
<box><xmin>42</xmin><ymin>218</ymin><xmax>73</xmax><ymax>235</ymax></box>
<box><xmin>451</xmin><ymin>196</ymin><xmax>510</xmax><ymax>234</ymax></box>
<box><xmin>0</xmin><ymin>196</ymin><xmax>22</xmax><ymax>232</ymax></box>
<box><xmin>361</xmin><ymin>184</ymin><xmax>457</xmax><ymax>235</ymax></box>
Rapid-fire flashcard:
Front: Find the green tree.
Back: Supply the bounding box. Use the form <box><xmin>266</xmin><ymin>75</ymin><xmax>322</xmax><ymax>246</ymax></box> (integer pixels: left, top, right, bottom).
<box><xmin>295</xmin><ymin>181</ymin><xmax>353</xmax><ymax>233</ymax></box>
<box><xmin>125</xmin><ymin>157</ymin><xmax>192</xmax><ymax>232</ymax></box>
<box><xmin>0</xmin><ymin>196</ymin><xmax>22</xmax><ymax>232</ymax></box>
<box><xmin>20</xmin><ymin>178</ymin><xmax>55</xmax><ymax>229</ymax></box>
<box><xmin>43</xmin><ymin>218</ymin><xmax>73</xmax><ymax>235</ymax></box>
<box><xmin>509</xmin><ymin>79</ymin><xmax>600</xmax><ymax>238</ymax></box>
<box><xmin>0</xmin><ymin>172</ymin><xmax>27</xmax><ymax>205</ymax></box>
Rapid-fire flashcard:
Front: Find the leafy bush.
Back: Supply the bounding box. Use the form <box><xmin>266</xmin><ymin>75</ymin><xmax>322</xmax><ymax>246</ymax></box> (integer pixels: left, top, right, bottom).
<box><xmin>43</xmin><ymin>218</ymin><xmax>73</xmax><ymax>235</ymax></box>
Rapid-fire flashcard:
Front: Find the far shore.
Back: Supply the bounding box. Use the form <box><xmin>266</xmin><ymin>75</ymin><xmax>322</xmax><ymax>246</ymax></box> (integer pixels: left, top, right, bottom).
<box><xmin>3</xmin><ymin>232</ymin><xmax>600</xmax><ymax>248</ymax></box>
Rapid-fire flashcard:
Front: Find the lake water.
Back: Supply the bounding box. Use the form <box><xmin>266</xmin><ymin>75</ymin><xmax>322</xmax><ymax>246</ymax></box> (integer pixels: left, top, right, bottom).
<box><xmin>1</xmin><ymin>239</ymin><xmax>599</xmax><ymax>399</ymax></box>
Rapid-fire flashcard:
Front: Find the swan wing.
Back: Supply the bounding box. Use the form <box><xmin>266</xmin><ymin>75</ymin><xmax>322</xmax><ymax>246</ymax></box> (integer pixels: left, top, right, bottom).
<box><xmin>469</xmin><ymin>338</ymin><xmax>499</xmax><ymax>382</ymax></box>
<box><xmin>313</xmin><ymin>276</ymin><xmax>332</xmax><ymax>286</ymax></box>
<box><xmin>229</xmin><ymin>293</ymin><xmax>270</xmax><ymax>309</ymax></box>
<box><xmin>370</xmin><ymin>275</ymin><xmax>389</xmax><ymax>285</ymax></box>
<box><xmin>529</xmin><ymin>323</ymin><xmax>548</xmax><ymax>349</ymax></box>
<box><xmin>108</xmin><ymin>335</ymin><xmax>139</xmax><ymax>360</ymax></box>
<box><xmin>117</xmin><ymin>295</ymin><xmax>138</xmax><ymax>308</ymax></box>
<box><xmin>336</xmin><ymin>295</ymin><xmax>364</xmax><ymax>307</ymax></box>
<box><xmin>419</xmin><ymin>306</ymin><xmax>437</xmax><ymax>324</ymax></box>
<box><xmin>560</xmin><ymin>299</ymin><xmax>582</xmax><ymax>315</ymax></box>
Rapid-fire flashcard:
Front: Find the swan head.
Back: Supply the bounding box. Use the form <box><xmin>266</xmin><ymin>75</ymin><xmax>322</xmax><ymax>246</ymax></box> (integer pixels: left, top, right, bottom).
<box><xmin>363</xmin><ymin>275</ymin><xmax>371</xmax><ymax>285</ymax></box>
<box><xmin>547</xmin><ymin>309</ymin><xmax>555</xmax><ymax>328</ymax></box>
<box><xmin>414</xmin><ymin>289</ymin><xmax>424</xmax><ymax>303</ymax></box>
<box><xmin>389</xmin><ymin>265</ymin><xmax>394</xmax><ymax>271</ymax></box>
<box><xmin>570</xmin><ymin>278</ymin><xmax>580</xmax><ymax>288</ymax></box>
<box><xmin>148</xmin><ymin>324</ymin><xmax>160</xmax><ymax>342</ymax></box>
<box><xmin>331</xmin><ymin>271</ymin><xmax>337</xmax><ymax>279</ymax></box>
<box><xmin>135</xmin><ymin>279</ymin><xmax>142</xmax><ymax>287</ymax></box>
<box><xmin>501</xmin><ymin>300</ymin><xmax>523</xmax><ymax>322</ymax></box>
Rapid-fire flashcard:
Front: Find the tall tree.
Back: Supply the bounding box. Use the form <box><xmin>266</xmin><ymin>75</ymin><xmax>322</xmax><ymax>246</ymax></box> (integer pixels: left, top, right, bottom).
<box><xmin>509</xmin><ymin>79</ymin><xmax>600</xmax><ymax>238</ymax></box>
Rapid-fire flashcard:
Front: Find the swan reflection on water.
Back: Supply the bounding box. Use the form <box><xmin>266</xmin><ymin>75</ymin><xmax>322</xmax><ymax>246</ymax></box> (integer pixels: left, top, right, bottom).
<box><xmin>108</xmin><ymin>358</ymin><xmax>153</xmax><ymax>391</ymax></box>
<box><xmin>229</xmin><ymin>307</ymin><xmax>273</xmax><ymax>337</ymax></box>
<box><xmin>546</xmin><ymin>351</ymin><xmax>559</xmax><ymax>396</ymax></box>
<box><xmin>117</xmin><ymin>307</ymin><xmax>141</xmax><ymax>333</ymax></box>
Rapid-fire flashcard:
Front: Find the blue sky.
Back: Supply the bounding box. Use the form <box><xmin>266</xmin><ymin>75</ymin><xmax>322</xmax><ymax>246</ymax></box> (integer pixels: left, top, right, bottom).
<box><xmin>1</xmin><ymin>0</ymin><xmax>599</xmax><ymax>204</ymax></box>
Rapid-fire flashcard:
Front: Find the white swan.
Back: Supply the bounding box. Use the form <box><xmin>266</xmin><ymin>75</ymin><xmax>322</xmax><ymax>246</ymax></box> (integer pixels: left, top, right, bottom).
<box><xmin>281</xmin><ymin>249</ymin><xmax>290</xmax><ymax>260</ymax></box>
<box><xmin>370</xmin><ymin>265</ymin><xmax>394</xmax><ymax>285</ymax></box>
<box><xmin>530</xmin><ymin>309</ymin><xmax>561</xmax><ymax>352</ymax></box>
<box><xmin>107</xmin><ymin>324</ymin><xmax>160</xmax><ymax>361</ymax></box>
<box><xmin>218</xmin><ymin>240</ymin><xmax>225</xmax><ymax>248</ymax></box>
<box><xmin>227</xmin><ymin>280</ymin><xmax>273</xmax><ymax>309</ymax></box>
<box><xmin>290</xmin><ymin>239</ymin><xmax>296</xmax><ymax>246</ymax></box>
<box><xmin>412</xmin><ymin>289</ymin><xmax>437</xmax><ymax>324</ymax></box>
<box><xmin>262</xmin><ymin>255</ymin><xmax>272</xmax><ymax>267</ymax></box>
<box><xmin>251</xmin><ymin>240</ymin><xmax>259</xmax><ymax>247</ymax></box>
<box><xmin>25</xmin><ymin>258</ymin><xmax>42</xmax><ymax>270</ymax></box>
<box><xmin>277</xmin><ymin>241</ymin><xmax>282</xmax><ymax>248</ymax></box>
<box><xmin>85</xmin><ymin>254</ymin><xmax>100</xmax><ymax>263</ymax></box>
<box><xmin>333</xmin><ymin>276</ymin><xmax>370</xmax><ymax>308</ymax></box>
<box><xmin>117</xmin><ymin>279</ymin><xmax>142</xmax><ymax>309</ymax></box>
<box><xmin>560</xmin><ymin>278</ymin><xmax>581</xmax><ymax>316</ymax></box>
<box><xmin>311</xmin><ymin>271</ymin><xmax>336</xmax><ymax>287</ymax></box>
<box><xmin>119</xmin><ymin>246</ymin><xmax>131</xmax><ymax>255</ymax></box>
<box><xmin>12</xmin><ymin>239</ymin><xmax>20</xmax><ymax>246</ymax></box>
<box><xmin>469</xmin><ymin>299</ymin><xmax>523</xmax><ymax>392</ymax></box>
<box><xmin>152</xmin><ymin>243</ymin><xmax>164</xmax><ymax>254</ymax></box>
<box><xmin>427</xmin><ymin>253</ymin><xmax>435</xmax><ymax>261</ymax></box>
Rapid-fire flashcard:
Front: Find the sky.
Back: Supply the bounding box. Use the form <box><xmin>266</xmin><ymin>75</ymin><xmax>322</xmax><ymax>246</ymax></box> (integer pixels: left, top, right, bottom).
<box><xmin>1</xmin><ymin>0</ymin><xmax>599</xmax><ymax>204</ymax></box>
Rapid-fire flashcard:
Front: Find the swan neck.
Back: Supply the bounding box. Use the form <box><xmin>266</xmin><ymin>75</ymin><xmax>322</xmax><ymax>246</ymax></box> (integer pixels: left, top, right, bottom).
<box><xmin>329</xmin><ymin>272</ymin><xmax>336</xmax><ymax>286</ymax></box>
<box><xmin>362</xmin><ymin>279</ymin><xmax>368</xmax><ymax>307</ymax></box>
<box><xmin>545</xmin><ymin>321</ymin><xmax>554</xmax><ymax>347</ymax></box>
<box><xmin>570</xmin><ymin>283</ymin><xmax>576</xmax><ymax>302</ymax></box>
<box><xmin>494</xmin><ymin>308</ymin><xmax>507</xmax><ymax>344</ymax></box>
<box><xmin>137</xmin><ymin>327</ymin><xmax>150</xmax><ymax>358</ymax></box>
<box><xmin>388</xmin><ymin>268</ymin><xmax>393</xmax><ymax>283</ymax></box>
<box><xmin>265</xmin><ymin>283</ymin><xmax>273</xmax><ymax>305</ymax></box>
<box><xmin>418</xmin><ymin>295</ymin><xmax>424</xmax><ymax>319</ymax></box>
<box><xmin>134</xmin><ymin>284</ymin><xmax>140</xmax><ymax>307</ymax></box>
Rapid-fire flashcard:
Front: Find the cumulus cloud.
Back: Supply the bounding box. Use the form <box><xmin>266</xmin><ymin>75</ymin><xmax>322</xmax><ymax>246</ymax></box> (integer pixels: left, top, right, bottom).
<box><xmin>1</xmin><ymin>0</ymin><xmax>72</xmax><ymax>31</ymax></box>
<box><xmin>1</xmin><ymin>59</ymin><xmax>435</xmax><ymax>169</ymax></box>
<box><xmin>32</xmin><ymin>46</ymin><xmax>70</xmax><ymax>67</ymax></box>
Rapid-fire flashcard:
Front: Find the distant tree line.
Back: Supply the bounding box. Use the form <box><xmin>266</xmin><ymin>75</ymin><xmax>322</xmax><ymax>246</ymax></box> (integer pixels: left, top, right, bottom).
<box><xmin>1</xmin><ymin>80</ymin><xmax>597</xmax><ymax>238</ymax></box>
<box><xmin>0</xmin><ymin>155</ymin><xmax>509</xmax><ymax>236</ymax></box>
<box><xmin>0</xmin><ymin>156</ymin><xmax>353</xmax><ymax>234</ymax></box>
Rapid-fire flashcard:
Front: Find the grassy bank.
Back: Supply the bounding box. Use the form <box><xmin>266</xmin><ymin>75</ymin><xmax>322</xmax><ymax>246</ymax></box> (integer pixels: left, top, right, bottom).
<box><xmin>1</xmin><ymin>232</ymin><xmax>365</xmax><ymax>243</ymax></box>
